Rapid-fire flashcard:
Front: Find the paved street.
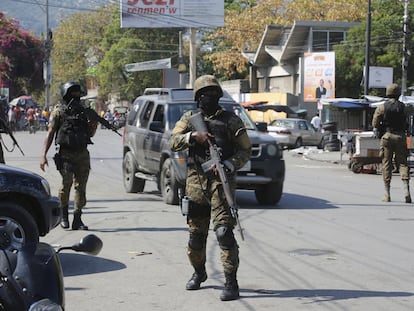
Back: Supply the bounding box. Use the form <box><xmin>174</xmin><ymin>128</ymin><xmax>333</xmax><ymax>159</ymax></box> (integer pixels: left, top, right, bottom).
<box><xmin>4</xmin><ymin>129</ymin><xmax>414</xmax><ymax>311</ymax></box>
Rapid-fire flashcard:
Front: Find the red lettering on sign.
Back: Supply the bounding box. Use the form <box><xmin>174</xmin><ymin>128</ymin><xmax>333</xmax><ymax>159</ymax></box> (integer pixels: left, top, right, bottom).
<box><xmin>127</xmin><ymin>0</ymin><xmax>175</xmax><ymax>5</ymax></box>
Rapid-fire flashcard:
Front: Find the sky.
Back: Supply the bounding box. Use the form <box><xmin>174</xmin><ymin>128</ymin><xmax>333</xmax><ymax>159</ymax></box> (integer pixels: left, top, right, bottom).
<box><xmin>1</xmin><ymin>0</ymin><xmax>115</xmax><ymax>35</ymax></box>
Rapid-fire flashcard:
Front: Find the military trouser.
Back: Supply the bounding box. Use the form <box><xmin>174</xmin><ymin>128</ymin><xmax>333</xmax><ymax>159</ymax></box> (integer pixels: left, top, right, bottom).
<box><xmin>380</xmin><ymin>132</ymin><xmax>410</xmax><ymax>185</ymax></box>
<box><xmin>0</xmin><ymin>142</ymin><xmax>4</xmax><ymax>164</ymax></box>
<box><xmin>57</xmin><ymin>148</ymin><xmax>90</xmax><ymax>213</ymax></box>
<box><xmin>185</xmin><ymin>165</ymin><xmax>239</xmax><ymax>275</ymax></box>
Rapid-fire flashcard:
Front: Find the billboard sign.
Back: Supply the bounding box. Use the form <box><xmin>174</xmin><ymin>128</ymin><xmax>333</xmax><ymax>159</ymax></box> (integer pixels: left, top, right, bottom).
<box><xmin>368</xmin><ymin>66</ymin><xmax>393</xmax><ymax>88</ymax></box>
<box><xmin>125</xmin><ymin>58</ymin><xmax>171</xmax><ymax>72</ymax></box>
<box><xmin>303</xmin><ymin>52</ymin><xmax>335</xmax><ymax>102</ymax></box>
<box><xmin>120</xmin><ymin>0</ymin><xmax>224</xmax><ymax>28</ymax></box>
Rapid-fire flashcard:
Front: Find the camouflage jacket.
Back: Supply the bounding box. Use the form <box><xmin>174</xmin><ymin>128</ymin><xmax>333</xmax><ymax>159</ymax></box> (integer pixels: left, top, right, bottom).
<box><xmin>170</xmin><ymin>109</ymin><xmax>251</xmax><ymax>171</ymax></box>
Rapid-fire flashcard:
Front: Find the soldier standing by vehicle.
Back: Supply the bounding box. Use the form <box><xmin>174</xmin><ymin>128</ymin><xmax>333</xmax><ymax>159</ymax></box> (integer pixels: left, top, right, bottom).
<box><xmin>372</xmin><ymin>83</ymin><xmax>411</xmax><ymax>203</ymax></box>
<box><xmin>170</xmin><ymin>75</ymin><xmax>251</xmax><ymax>301</ymax></box>
<box><xmin>40</xmin><ymin>81</ymin><xmax>116</xmax><ymax>230</ymax></box>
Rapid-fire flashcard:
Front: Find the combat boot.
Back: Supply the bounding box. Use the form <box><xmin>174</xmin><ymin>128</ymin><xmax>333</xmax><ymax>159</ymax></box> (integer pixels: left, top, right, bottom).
<box><xmin>403</xmin><ymin>180</ymin><xmax>411</xmax><ymax>203</ymax></box>
<box><xmin>72</xmin><ymin>211</ymin><xmax>88</xmax><ymax>230</ymax></box>
<box><xmin>186</xmin><ymin>267</ymin><xmax>207</xmax><ymax>290</ymax></box>
<box><xmin>220</xmin><ymin>272</ymin><xmax>239</xmax><ymax>301</ymax></box>
<box><xmin>60</xmin><ymin>206</ymin><xmax>69</xmax><ymax>229</ymax></box>
<box><xmin>382</xmin><ymin>184</ymin><xmax>391</xmax><ymax>202</ymax></box>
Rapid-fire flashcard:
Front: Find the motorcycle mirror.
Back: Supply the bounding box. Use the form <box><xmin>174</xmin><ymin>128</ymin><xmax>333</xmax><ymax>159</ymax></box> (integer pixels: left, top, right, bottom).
<box><xmin>71</xmin><ymin>234</ymin><xmax>103</xmax><ymax>255</ymax></box>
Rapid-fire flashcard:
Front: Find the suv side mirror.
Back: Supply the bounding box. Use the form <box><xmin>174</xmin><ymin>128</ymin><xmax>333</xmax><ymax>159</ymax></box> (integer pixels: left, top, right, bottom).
<box><xmin>256</xmin><ymin>122</ymin><xmax>267</xmax><ymax>132</ymax></box>
<box><xmin>149</xmin><ymin>121</ymin><xmax>164</xmax><ymax>133</ymax></box>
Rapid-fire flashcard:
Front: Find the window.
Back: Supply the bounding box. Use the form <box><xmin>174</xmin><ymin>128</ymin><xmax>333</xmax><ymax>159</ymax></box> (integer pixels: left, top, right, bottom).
<box><xmin>298</xmin><ymin>121</ymin><xmax>308</xmax><ymax>130</ymax></box>
<box><xmin>140</xmin><ymin>101</ymin><xmax>154</xmax><ymax>128</ymax></box>
<box><xmin>312</xmin><ymin>30</ymin><xmax>346</xmax><ymax>52</ymax></box>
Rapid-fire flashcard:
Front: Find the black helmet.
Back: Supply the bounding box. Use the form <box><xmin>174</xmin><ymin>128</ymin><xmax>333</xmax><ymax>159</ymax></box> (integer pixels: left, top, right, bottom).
<box><xmin>193</xmin><ymin>75</ymin><xmax>223</xmax><ymax>101</ymax></box>
<box><xmin>385</xmin><ymin>83</ymin><xmax>401</xmax><ymax>98</ymax></box>
<box><xmin>61</xmin><ymin>81</ymin><xmax>81</xmax><ymax>101</ymax></box>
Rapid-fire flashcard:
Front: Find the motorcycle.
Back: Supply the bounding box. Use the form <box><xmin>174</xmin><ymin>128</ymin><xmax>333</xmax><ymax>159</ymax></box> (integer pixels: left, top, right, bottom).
<box><xmin>0</xmin><ymin>234</ymin><xmax>103</xmax><ymax>311</ymax></box>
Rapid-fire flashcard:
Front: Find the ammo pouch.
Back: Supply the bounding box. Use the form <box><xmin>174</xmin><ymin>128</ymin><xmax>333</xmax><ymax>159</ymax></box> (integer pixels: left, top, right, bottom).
<box><xmin>180</xmin><ymin>196</ymin><xmax>210</xmax><ymax>218</ymax></box>
<box><xmin>180</xmin><ymin>196</ymin><xmax>190</xmax><ymax>216</ymax></box>
<box><xmin>53</xmin><ymin>153</ymin><xmax>63</xmax><ymax>171</ymax></box>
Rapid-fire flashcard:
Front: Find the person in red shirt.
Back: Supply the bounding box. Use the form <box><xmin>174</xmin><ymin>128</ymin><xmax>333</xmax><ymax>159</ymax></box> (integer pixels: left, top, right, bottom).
<box><xmin>26</xmin><ymin>107</ymin><xmax>36</xmax><ymax>133</ymax></box>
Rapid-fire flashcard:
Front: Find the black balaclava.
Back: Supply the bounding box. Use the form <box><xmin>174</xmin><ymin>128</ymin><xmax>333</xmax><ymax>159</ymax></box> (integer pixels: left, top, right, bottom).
<box><xmin>198</xmin><ymin>91</ymin><xmax>220</xmax><ymax>116</ymax></box>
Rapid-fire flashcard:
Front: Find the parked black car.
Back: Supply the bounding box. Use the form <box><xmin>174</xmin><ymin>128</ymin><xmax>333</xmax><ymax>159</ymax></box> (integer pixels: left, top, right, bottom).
<box><xmin>122</xmin><ymin>88</ymin><xmax>285</xmax><ymax>206</ymax></box>
<box><xmin>0</xmin><ymin>165</ymin><xmax>61</xmax><ymax>251</ymax></box>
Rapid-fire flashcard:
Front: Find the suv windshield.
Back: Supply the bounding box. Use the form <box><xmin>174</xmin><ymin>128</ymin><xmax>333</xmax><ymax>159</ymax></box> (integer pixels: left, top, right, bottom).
<box><xmin>167</xmin><ymin>103</ymin><xmax>197</xmax><ymax>130</ymax></box>
<box><xmin>220</xmin><ymin>103</ymin><xmax>256</xmax><ymax>130</ymax></box>
<box><xmin>166</xmin><ymin>102</ymin><xmax>256</xmax><ymax>131</ymax></box>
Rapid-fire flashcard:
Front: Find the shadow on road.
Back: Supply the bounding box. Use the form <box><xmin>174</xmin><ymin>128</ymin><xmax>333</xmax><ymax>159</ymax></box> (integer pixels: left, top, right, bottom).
<box><xmin>236</xmin><ymin>190</ymin><xmax>337</xmax><ymax>210</ymax></box>
<box><xmin>59</xmin><ymin>253</ymin><xmax>126</xmax><ymax>277</ymax></box>
<box><xmin>239</xmin><ymin>287</ymin><xmax>414</xmax><ymax>302</ymax></box>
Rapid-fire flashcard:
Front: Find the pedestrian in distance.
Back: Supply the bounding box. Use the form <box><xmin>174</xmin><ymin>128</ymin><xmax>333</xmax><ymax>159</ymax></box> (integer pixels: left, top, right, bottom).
<box><xmin>372</xmin><ymin>83</ymin><xmax>411</xmax><ymax>203</ymax></box>
<box><xmin>40</xmin><ymin>81</ymin><xmax>117</xmax><ymax>230</ymax></box>
<box><xmin>311</xmin><ymin>113</ymin><xmax>322</xmax><ymax>131</ymax></box>
<box><xmin>169</xmin><ymin>75</ymin><xmax>252</xmax><ymax>301</ymax></box>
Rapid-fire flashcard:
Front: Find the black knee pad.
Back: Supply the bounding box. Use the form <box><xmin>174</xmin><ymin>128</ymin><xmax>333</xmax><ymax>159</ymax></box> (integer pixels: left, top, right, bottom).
<box><xmin>215</xmin><ymin>225</ymin><xmax>236</xmax><ymax>250</ymax></box>
<box><xmin>188</xmin><ymin>232</ymin><xmax>206</xmax><ymax>250</ymax></box>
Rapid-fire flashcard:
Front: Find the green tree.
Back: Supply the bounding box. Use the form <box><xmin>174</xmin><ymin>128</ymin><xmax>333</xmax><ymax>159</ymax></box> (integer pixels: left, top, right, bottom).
<box><xmin>335</xmin><ymin>0</ymin><xmax>414</xmax><ymax>97</ymax></box>
<box><xmin>97</xmin><ymin>10</ymin><xmax>183</xmax><ymax>100</ymax></box>
<box><xmin>206</xmin><ymin>0</ymin><xmax>366</xmax><ymax>80</ymax></box>
<box><xmin>50</xmin><ymin>5</ymin><xmax>113</xmax><ymax>103</ymax></box>
<box><xmin>0</xmin><ymin>12</ymin><xmax>44</xmax><ymax>99</ymax></box>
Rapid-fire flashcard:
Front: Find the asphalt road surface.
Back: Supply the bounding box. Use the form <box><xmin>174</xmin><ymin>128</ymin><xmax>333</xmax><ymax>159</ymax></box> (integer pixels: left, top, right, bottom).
<box><xmin>4</xmin><ymin>129</ymin><xmax>414</xmax><ymax>311</ymax></box>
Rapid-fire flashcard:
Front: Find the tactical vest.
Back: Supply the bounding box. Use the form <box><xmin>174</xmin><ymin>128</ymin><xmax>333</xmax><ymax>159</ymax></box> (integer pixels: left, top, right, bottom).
<box><xmin>383</xmin><ymin>99</ymin><xmax>406</xmax><ymax>133</ymax></box>
<box><xmin>190</xmin><ymin>110</ymin><xmax>234</xmax><ymax>164</ymax></box>
<box><xmin>55</xmin><ymin>103</ymin><xmax>92</xmax><ymax>150</ymax></box>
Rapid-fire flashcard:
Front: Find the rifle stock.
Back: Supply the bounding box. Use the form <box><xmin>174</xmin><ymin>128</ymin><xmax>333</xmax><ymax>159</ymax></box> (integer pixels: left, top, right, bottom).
<box><xmin>189</xmin><ymin>112</ymin><xmax>244</xmax><ymax>240</ymax></box>
<box><xmin>0</xmin><ymin>118</ymin><xmax>24</xmax><ymax>156</ymax></box>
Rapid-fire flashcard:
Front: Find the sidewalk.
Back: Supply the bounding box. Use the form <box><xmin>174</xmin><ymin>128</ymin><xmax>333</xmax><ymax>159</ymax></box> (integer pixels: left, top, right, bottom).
<box><xmin>288</xmin><ymin>146</ymin><xmax>349</xmax><ymax>165</ymax></box>
<box><xmin>294</xmin><ymin>147</ymin><xmax>414</xmax><ymax>166</ymax></box>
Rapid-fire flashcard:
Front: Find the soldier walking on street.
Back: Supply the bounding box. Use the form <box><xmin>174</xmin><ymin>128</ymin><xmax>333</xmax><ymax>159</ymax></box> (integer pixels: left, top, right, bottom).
<box><xmin>170</xmin><ymin>75</ymin><xmax>251</xmax><ymax>301</ymax></box>
<box><xmin>40</xmin><ymin>81</ymin><xmax>115</xmax><ymax>230</ymax></box>
<box><xmin>372</xmin><ymin>83</ymin><xmax>411</xmax><ymax>203</ymax></box>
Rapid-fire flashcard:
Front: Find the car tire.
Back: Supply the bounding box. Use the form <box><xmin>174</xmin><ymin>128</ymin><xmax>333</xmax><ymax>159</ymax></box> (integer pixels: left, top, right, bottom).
<box><xmin>0</xmin><ymin>201</ymin><xmax>39</xmax><ymax>251</ymax></box>
<box><xmin>351</xmin><ymin>161</ymin><xmax>363</xmax><ymax>173</ymax></box>
<box><xmin>255</xmin><ymin>181</ymin><xmax>283</xmax><ymax>205</ymax></box>
<box><xmin>123</xmin><ymin>151</ymin><xmax>145</xmax><ymax>193</ymax></box>
<box><xmin>294</xmin><ymin>137</ymin><xmax>302</xmax><ymax>149</ymax></box>
<box><xmin>160</xmin><ymin>158</ymin><xmax>179</xmax><ymax>205</ymax></box>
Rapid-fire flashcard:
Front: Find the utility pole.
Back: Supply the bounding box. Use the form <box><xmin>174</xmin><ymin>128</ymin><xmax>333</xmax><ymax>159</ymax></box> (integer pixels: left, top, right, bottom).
<box><xmin>189</xmin><ymin>28</ymin><xmax>197</xmax><ymax>88</ymax></box>
<box><xmin>402</xmin><ymin>0</ymin><xmax>411</xmax><ymax>95</ymax></box>
<box><xmin>44</xmin><ymin>0</ymin><xmax>51</xmax><ymax>109</ymax></box>
<box><xmin>364</xmin><ymin>0</ymin><xmax>371</xmax><ymax>96</ymax></box>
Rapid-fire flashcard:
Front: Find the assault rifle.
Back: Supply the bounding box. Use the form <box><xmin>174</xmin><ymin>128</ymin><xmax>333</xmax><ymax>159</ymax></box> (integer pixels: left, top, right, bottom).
<box><xmin>189</xmin><ymin>112</ymin><xmax>244</xmax><ymax>241</ymax></box>
<box><xmin>0</xmin><ymin>117</ymin><xmax>25</xmax><ymax>156</ymax></box>
<box><xmin>66</xmin><ymin>99</ymin><xmax>122</xmax><ymax>137</ymax></box>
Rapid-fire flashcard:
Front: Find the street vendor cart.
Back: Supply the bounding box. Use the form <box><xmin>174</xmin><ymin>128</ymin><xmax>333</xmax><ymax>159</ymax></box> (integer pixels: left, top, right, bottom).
<box><xmin>349</xmin><ymin>131</ymin><xmax>381</xmax><ymax>173</ymax></box>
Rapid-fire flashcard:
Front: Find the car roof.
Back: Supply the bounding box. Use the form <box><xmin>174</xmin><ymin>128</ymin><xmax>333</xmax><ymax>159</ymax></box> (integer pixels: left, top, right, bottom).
<box><xmin>136</xmin><ymin>88</ymin><xmax>237</xmax><ymax>106</ymax></box>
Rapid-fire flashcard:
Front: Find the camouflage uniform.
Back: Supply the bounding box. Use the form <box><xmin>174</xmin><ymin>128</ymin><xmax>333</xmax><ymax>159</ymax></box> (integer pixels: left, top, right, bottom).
<box><xmin>170</xmin><ymin>107</ymin><xmax>251</xmax><ymax>295</ymax></box>
<box><xmin>49</xmin><ymin>104</ymin><xmax>91</xmax><ymax>217</ymax></box>
<box><xmin>372</xmin><ymin>84</ymin><xmax>411</xmax><ymax>203</ymax></box>
<box><xmin>0</xmin><ymin>141</ymin><xmax>4</xmax><ymax>164</ymax></box>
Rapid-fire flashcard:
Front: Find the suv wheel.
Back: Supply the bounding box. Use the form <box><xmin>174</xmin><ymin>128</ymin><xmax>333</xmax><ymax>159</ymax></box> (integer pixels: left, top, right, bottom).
<box><xmin>255</xmin><ymin>181</ymin><xmax>283</xmax><ymax>205</ymax></box>
<box><xmin>123</xmin><ymin>151</ymin><xmax>145</xmax><ymax>193</ymax></box>
<box><xmin>160</xmin><ymin>158</ymin><xmax>179</xmax><ymax>205</ymax></box>
<box><xmin>0</xmin><ymin>202</ymin><xmax>39</xmax><ymax>251</ymax></box>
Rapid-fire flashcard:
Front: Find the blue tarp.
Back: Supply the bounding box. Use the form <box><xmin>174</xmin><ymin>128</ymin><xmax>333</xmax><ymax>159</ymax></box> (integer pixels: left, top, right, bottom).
<box><xmin>329</xmin><ymin>101</ymin><xmax>371</xmax><ymax>109</ymax></box>
<box><xmin>320</xmin><ymin>98</ymin><xmax>372</xmax><ymax>109</ymax></box>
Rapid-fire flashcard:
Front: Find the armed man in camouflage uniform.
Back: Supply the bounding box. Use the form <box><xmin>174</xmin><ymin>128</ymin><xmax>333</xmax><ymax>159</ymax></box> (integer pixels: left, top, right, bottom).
<box><xmin>40</xmin><ymin>81</ymin><xmax>115</xmax><ymax>230</ymax></box>
<box><xmin>372</xmin><ymin>83</ymin><xmax>411</xmax><ymax>203</ymax></box>
<box><xmin>170</xmin><ymin>75</ymin><xmax>251</xmax><ymax>301</ymax></box>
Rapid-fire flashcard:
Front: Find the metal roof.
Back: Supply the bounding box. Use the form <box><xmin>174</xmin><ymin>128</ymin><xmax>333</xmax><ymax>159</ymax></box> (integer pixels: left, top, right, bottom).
<box><xmin>248</xmin><ymin>21</ymin><xmax>360</xmax><ymax>66</ymax></box>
